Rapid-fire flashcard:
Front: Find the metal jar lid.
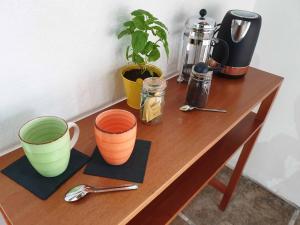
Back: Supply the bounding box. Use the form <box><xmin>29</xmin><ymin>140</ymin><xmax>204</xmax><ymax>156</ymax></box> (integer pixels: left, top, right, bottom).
<box><xmin>191</xmin><ymin>63</ymin><xmax>212</xmax><ymax>80</ymax></box>
<box><xmin>184</xmin><ymin>9</ymin><xmax>216</xmax><ymax>33</ymax></box>
<box><xmin>142</xmin><ymin>77</ymin><xmax>167</xmax><ymax>94</ymax></box>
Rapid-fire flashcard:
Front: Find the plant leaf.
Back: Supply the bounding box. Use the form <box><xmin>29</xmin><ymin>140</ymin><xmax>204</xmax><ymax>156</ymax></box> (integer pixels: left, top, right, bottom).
<box><xmin>145</xmin><ymin>18</ymin><xmax>154</xmax><ymax>25</ymax></box>
<box><xmin>152</xmin><ymin>20</ymin><xmax>168</xmax><ymax>31</ymax></box>
<box><xmin>142</xmin><ymin>41</ymin><xmax>155</xmax><ymax>54</ymax></box>
<box><xmin>126</xmin><ymin>46</ymin><xmax>130</xmax><ymax>60</ymax></box>
<box><xmin>123</xmin><ymin>21</ymin><xmax>135</xmax><ymax>33</ymax></box>
<box><xmin>163</xmin><ymin>40</ymin><xmax>169</xmax><ymax>58</ymax></box>
<box><xmin>133</xmin><ymin>15</ymin><xmax>146</xmax><ymax>30</ymax></box>
<box><xmin>148</xmin><ymin>46</ymin><xmax>160</xmax><ymax>62</ymax></box>
<box><xmin>131</xmin><ymin>9</ymin><xmax>155</xmax><ymax>19</ymax></box>
<box><xmin>131</xmin><ymin>30</ymin><xmax>148</xmax><ymax>52</ymax></box>
<box><xmin>133</xmin><ymin>53</ymin><xmax>145</xmax><ymax>64</ymax></box>
<box><xmin>117</xmin><ymin>29</ymin><xmax>131</xmax><ymax>39</ymax></box>
<box><xmin>123</xmin><ymin>21</ymin><xmax>134</xmax><ymax>27</ymax></box>
<box><xmin>151</xmin><ymin>26</ymin><xmax>167</xmax><ymax>41</ymax></box>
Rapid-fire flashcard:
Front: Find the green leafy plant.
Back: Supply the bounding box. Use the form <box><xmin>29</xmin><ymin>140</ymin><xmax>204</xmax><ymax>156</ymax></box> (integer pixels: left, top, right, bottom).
<box><xmin>117</xmin><ymin>9</ymin><xmax>169</xmax><ymax>67</ymax></box>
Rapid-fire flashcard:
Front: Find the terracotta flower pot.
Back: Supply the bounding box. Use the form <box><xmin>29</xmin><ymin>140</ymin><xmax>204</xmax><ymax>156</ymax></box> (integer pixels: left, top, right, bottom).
<box><xmin>94</xmin><ymin>109</ymin><xmax>137</xmax><ymax>165</ymax></box>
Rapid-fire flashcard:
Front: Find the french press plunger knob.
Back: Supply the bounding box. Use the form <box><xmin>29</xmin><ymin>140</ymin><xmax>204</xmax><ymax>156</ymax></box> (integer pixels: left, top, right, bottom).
<box><xmin>199</xmin><ymin>9</ymin><xmax>207</xmax><ymax>18</ymax></box>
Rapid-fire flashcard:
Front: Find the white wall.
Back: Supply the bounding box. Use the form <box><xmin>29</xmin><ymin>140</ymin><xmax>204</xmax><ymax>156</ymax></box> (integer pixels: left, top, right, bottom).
<box><xmin>3</xmin><ymin>0</ymin><xmax>299</xmax><ymax>217</ymax></box>
<box><xmin>227</xmin><ymin>0</ymin><xmax>300</xmax><ymax>206</ymax></box>
<box><xmin>0</xmin><ymin>0</ymin><xmax>255</xmax><ymax>154</ymax></box>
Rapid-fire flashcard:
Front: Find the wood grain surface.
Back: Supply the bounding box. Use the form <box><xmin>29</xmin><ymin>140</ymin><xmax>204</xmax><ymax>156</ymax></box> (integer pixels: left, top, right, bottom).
<box><xmin>0</xmin><ymin>67</ymin><xmax>283</xmax><ymax>225</ymax></box>
<box><xmin>128</xmin><ymin>112</ymin><xmax>263</xmax><ymax>225</ymax></box>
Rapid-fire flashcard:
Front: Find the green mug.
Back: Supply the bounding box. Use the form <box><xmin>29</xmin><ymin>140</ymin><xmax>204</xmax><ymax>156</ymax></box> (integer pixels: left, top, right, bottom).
<box><xmin>18</xmin><ymin>116</ymin><xmax>80</xmax><ymax>177</ymax></box>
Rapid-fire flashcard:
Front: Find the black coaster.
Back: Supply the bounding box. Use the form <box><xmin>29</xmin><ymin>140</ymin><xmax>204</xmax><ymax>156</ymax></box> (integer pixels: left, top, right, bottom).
<box><xmin>84</xmin><ymin>139</ymin><xmax>151</xmax><ymax>183</ymax></box>
<box><xmin>1</xmin><ymin>149</ymin><xmax>89</xmax><ymax>200</ymax></box>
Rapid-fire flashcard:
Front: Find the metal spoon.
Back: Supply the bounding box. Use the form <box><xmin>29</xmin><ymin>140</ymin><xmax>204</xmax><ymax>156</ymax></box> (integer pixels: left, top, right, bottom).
<box><xmin>180</xmin><ymin>105</ymin><xmax>227</xmax><ymax>113</ymax></box>
<box><xmin>64</xmin><ymin>183</ymin><xmax>138</xmax><ymax>202</ymax></box>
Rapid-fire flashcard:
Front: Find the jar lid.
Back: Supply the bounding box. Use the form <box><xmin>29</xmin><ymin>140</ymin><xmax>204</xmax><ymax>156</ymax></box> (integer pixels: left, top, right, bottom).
<box><xmin>143</xmin><ymin>77</ymin><xmax>167</xmax><ymax>93</ymax></box>
<box><xmin>193</xmin><ymin>62</ymin><xmax>209</xmax><ymax>73</ymax></box>
<box><xmin>184</xmin><ymin>9</ymin><xmax>216</xmax><ymax>32</ymax></box>
<box><xmin>192</xmin><ymin>63</ymin><xmax>212</xmax><ymax>80</ymax></box>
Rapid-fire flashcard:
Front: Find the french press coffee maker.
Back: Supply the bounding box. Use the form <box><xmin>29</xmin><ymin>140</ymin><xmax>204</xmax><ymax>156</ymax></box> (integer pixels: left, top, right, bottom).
<box><xmin>177</xmin><ymin>9</ymin><xmax>229</xmax><ymax>83</ymax></box>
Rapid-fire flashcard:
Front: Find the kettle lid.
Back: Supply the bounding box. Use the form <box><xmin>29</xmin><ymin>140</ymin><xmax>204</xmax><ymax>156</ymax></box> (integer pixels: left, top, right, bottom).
<box><xmin>230</xmin><ymin>9</ymin><xmax>260</xmax><ymax>19</ymax></box>
<box><xmin>185</xmin><ymin>9</ymin><xmax>216</xmax><ymax>32</ymax></box>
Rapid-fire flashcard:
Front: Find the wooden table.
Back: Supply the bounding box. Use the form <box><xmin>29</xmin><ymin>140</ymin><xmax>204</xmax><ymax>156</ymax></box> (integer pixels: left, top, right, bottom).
<box><xmin>0</xmin><ymin>67</ymin><xmax>283</xmax><ymax>225</ymax></box>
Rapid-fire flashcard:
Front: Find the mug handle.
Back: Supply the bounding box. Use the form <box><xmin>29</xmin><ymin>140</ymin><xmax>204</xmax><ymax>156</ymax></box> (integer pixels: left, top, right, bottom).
<box><xmin>68</xmin><ymin>122</ymin><xmax>80</xmax><ymax>149</ymax></box>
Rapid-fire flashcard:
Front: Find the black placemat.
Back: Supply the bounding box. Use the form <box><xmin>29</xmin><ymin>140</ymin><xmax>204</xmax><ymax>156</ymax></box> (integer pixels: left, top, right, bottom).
<box><xmin>84</xmin><ymin>139</ymin><xmax>151</xmax><ymax>183</ymax></box>
<box><xmin>1</xmin><ymin>149</ymin><xmax>89</xmax><ymax>200</ymax></box>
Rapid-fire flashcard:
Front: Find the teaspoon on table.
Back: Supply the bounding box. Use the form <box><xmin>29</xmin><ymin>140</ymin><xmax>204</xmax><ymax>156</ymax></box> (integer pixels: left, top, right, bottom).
<box><xmin>64</xmin><ymin>183</ymin><xmax>138</xmax><ymax>202</ymax></box>
<box><xmin>179</xmin><ymin>105</ymin><xmax>227</xmax><ymax>113</ymax></box>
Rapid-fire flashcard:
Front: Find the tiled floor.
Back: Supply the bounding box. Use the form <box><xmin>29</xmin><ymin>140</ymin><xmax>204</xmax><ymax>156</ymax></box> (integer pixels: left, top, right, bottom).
<box><xmin>171</xmin><ymin>167</ymin><xmax>299</xmax><ymax>225</ymax></box>
<box><xmin>295</xmin><ymin>215</ymin><xmax>300</xmax><ymax>225</ymax></box>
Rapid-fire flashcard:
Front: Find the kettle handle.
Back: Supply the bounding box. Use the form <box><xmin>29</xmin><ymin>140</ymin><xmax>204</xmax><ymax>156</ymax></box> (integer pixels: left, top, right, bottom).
<box><xmin>211</xmin><ymin>38</ymin><xmax>229</xmax><ymax>67</ymax></box>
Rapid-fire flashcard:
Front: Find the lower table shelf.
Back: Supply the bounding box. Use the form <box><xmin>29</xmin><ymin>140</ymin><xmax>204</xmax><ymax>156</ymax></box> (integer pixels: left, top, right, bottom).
<box><xmin>127</xmin><ymin>112</ymin><xmax>262</xmax><ymax>225</ymax></box>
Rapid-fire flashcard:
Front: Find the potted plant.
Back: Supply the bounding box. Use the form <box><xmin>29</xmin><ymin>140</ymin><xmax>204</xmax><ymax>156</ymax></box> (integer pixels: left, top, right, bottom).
<box><xmin>117</xmin><ymin>9</ymin><xmax>169</xmax><ymax>109</ymax></box>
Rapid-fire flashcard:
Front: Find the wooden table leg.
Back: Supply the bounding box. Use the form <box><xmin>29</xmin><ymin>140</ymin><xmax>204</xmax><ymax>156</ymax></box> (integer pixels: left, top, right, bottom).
<box><xmin>1</xmin><ymin>207</ymin><xmax>12</xmax><ymax>225</ymax></box>
<box><xmin>218</xmin><ymin>87</ymin><xmax>280</xmax><ymax>211</ymax></box>
<box><xmin>219</xmin><ymin>129</ymin><xmax>260</xmax><ymax>210</ymax></box>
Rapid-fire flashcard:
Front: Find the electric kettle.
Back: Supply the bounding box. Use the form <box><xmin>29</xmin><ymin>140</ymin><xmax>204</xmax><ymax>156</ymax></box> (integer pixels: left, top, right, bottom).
<box><xmin>211</xmin><ymin>10</ymin><xmax>262</xmax><ymax>78</ymax></box>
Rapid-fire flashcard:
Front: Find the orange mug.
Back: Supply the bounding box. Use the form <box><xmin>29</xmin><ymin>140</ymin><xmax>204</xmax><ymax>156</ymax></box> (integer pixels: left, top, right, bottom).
<box><xmin>94</xmin><ymin>109</ymin><xmax>137</xmax><ymax>165</ymax></box>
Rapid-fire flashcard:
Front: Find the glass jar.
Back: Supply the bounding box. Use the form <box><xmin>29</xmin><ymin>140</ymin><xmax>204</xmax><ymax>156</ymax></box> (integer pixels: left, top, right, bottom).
<box><xmin>140</xmin><ymin>77</ymin><xmax>167</xmax><ymax>124</ymax></box>
<box><xmin>185</xmin><ymin>63</ymin><xmax>212</xmax><ymax>108</ymax></box>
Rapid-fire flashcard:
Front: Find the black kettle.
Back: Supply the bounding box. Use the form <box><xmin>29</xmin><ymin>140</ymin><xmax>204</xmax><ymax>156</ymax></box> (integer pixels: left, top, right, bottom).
<box><xmin>211</xmin><ymin>10</ymin><xmax>262</xmax><ymax>78</ymax></box>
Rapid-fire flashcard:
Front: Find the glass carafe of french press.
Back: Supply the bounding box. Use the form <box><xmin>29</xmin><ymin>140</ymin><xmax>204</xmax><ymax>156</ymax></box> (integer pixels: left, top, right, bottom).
<box><xmin>177</xmin><ymin>9</ymin><xmax>229</xmax><ymax>83</ymax></box>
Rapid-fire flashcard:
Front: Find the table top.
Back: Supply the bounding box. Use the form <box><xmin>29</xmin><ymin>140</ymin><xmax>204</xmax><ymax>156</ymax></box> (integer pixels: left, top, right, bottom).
<box><xmin>0</xmin><ymin>67</ymin><xmax>283</xmax><ymax>225</ymax></box>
